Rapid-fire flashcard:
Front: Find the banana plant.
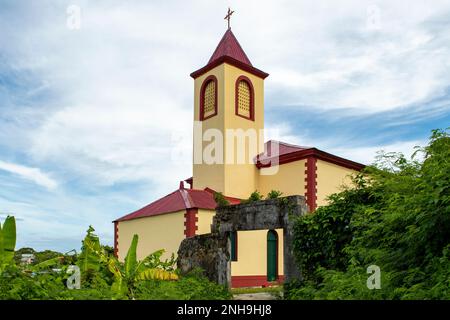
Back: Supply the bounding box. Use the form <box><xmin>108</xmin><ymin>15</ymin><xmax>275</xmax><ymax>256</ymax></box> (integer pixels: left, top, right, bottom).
<box><xmin>0</xmin><ymin>216</ymin><xmax>16</xmax><ymax>274</ymax></box>
<box><xmin>89</xmin><ymin>234</ymin><xmax>178</xmax><ymax>299</ymax></box>
<box><xmin>77</xmin><ymin>226</ymin><xmax>101</xmax><ymax>274</ymax></box>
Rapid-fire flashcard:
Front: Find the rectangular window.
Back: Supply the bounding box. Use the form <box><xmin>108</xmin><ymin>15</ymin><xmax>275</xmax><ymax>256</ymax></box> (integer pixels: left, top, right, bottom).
<box><xmin>230</xmin><ymin>231</ymin><xmax>238</xmax><ymax>261</ymax></box>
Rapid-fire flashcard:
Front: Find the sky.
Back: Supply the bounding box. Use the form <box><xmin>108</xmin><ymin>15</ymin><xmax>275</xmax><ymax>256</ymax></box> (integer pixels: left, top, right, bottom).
<box><xmin>0</xmin><ymin>0</ymin><xmax>449</xmax><ymax>252</ymax></box>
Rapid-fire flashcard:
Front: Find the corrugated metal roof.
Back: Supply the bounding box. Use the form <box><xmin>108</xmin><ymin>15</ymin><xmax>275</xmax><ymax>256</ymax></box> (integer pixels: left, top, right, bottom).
<box><xmin>115</xmin><ymin>187</ymin><xmax>240</xmax><ymax>222</ymax></box>
<box><xmin>208</xmin><ymin>29</ymin><xmax>252</xmax><ymax>66</ymax></box>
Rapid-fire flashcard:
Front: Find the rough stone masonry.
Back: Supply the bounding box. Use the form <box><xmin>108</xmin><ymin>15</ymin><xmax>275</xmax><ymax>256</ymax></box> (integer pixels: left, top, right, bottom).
<box><xmin>177</xmin><ymin>195</ymin><xmax>308</xmax><ymax>287</ymax></box>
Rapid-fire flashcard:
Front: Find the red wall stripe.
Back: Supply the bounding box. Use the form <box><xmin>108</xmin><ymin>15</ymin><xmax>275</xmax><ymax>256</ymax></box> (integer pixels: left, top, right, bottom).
<box><xmin>305</xmin><ymin>157</ymin><xmax>317</xmax><ymax>212</ymax></box>
<box><xmin>231</xmin><ymin>275</ymin><xmax>285</xmax><ymax>288</ymax></box>
<box><xmin>113</xmin><ymin>221</ymin><xmax>119</xmax><ymax>258</ymax></box>
<box><xmin>184</xmin><ymin>208</ymin><xmax>198</xmax><ymax>237</ymax></box>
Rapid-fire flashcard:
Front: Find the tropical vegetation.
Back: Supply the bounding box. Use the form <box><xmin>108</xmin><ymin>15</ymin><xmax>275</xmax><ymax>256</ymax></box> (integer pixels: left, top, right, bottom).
<box><xmin>0</xmin><ymin>221</ymin><xmax>230</xmax><ymax>300</ymax></box>
<box><xmin>287</xmin><ymin>128</ymin><xmax>450</xmax><ymax>300</ymax></box>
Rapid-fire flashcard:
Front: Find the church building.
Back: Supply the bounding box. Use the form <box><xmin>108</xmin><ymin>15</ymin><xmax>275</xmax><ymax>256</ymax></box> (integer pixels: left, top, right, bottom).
<box><xmin>114</xmin><ymin>22</ymin><xmax>364</xmax><ymax>288</ymax></box>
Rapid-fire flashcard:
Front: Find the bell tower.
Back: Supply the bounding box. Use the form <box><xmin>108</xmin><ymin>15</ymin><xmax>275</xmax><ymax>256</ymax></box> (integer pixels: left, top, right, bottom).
<box><xmin>190</xmin><ymin>26</ymin><xmax>269</xmax><ymax>199</ymax></box>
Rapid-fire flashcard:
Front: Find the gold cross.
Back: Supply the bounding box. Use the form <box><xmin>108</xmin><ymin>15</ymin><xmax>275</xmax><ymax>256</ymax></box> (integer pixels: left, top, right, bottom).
<box><xmin>224</xmin><ymin>7</ymin><xmax>234</xmax><ymax>29</ymax></box>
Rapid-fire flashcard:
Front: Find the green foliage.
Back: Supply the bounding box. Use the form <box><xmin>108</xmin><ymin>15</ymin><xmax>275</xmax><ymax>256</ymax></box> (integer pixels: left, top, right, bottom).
<box><xmin>287</xmin><ymin>128</ymin><xmax>450</xmax><ymax>300</ymax></box>
<box><xmin>267</xmin><ymin>190</ymin><xmax>283</xmax><ymax>199</ymax></box>
<box><xmin>140</xmin><ymin>249</ymin><xmax>176</xmax><ymax>271</ymax></box>
<box><xmin>291</xmin><ymin>174</ymin><xmax>375</xmax><ymax>281</ymax></box>
<box><xmin>214</xmin><ymin>192</ymin><xmax>230</xmax><ymax>207</ymax></box>
<box><xmin>31</xmin><ymin>256</ymin><xmax>64</xmax><ymax>271</ymax></box>
<box><xmin>248</xmin><ymin>190</ymin><xmax>263</xmax><ymax>202</ymax></box>
<box><xmin>0</xmin><ymin>264</ymin><xmax>113</xmax><ymax>300</ymax></box>
<box><xmin>285</xmin><ymin>267</ymin><xmax>394</xmax><ymax>300</ymax></box>
<box><xmin>89</xmin><ymin>233</ymin><xmax>179</xmax><ymax>299</ymax></box>
<box><xmin>34</xmin><ymin>250</ymin><xmax>63</xmax><ymax>264</ymax></box>
<box><xmin>78</xmin><ymin>226</ymin><xmax>101</xmax><ymax>274</ymax></box>
<box><xmin>134</xmin><ymin>270</ymin><xmax>231</xmax><ymax>300</ymax></box>
<box><xmin>241</xmin><ymin>190</ymin><xmax>263</xmax><ymax>204</ymax></box>
<box><xmin>0</xmin><ymin>216</ymin><xmax>16</xmax><ymax>274</ymax></box>
<box><xmin>0</xmin><ymin>223</ymin><xmax>227</xmax><ymax>300</ymax></box>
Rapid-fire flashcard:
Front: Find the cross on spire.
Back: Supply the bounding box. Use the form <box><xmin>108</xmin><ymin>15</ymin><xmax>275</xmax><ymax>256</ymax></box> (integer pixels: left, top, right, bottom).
<box><xmin>224</xmin><ymin>7</ymin><xmax>234</xmax><ymax>29</ymax></box>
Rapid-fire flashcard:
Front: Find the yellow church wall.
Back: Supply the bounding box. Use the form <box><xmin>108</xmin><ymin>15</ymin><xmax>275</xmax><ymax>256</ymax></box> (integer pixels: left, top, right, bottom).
<box><xmin>231</xmin><ymin>229</ymin><xmax>284</xmax><ymax>276</ymax></box>
<box><xmin>117</xmin><ymin>210</ymin><xmax>185</xmax><ymax>261</ymax></box>
<box><xmin>222</xmin><ymin>63</ymin><xmax>265</xmax><ymax>199</ymax></box>
<box><xmin>316</xmin><ymin>160</ymin><xmax>357</xmax><ymax>207</ymax></box>
<box><xmin>257</xmin><ymin>160</ymin><xmax>306</xmax><ymax>197</ymax></box>
<box><xmin>193</xmin><ymin>64</ymin><xmax>226</xmax><ymax>193</ymax></box>
<box><xmin>196</xmin><ymin>209</ymin><xmax>216</xmax><ymax>235</ymax></box>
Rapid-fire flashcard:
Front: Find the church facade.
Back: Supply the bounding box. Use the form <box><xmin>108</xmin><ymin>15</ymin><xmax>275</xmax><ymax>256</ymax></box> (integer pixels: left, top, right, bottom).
<box><xmin>114</xmin><ymin>28</ymin><xmax>364</xmax><ymax>288</ymax></box>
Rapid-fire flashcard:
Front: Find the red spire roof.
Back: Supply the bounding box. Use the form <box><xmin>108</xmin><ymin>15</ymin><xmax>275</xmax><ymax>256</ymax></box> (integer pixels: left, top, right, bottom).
<box><xmin>190</xmin><ymin>29</ymin><xmax>269</xmax><ymax>79</ymax></box>
<box><xmin>208</xmin><ymin>29</ymin><xmax>252</xmax><ymax>66</ymax></box>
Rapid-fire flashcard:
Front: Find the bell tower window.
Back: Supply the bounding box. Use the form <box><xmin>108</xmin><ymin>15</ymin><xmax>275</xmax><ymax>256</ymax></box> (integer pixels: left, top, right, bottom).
<box><xmin>200</xmin><ymin>75</ymin><xmax>218</xmax><ymax>120</ymax></box>
<box><xmin>235</xmin><ymin>76</ymin><xmax>254</xmax><ymax>120</ymax></box>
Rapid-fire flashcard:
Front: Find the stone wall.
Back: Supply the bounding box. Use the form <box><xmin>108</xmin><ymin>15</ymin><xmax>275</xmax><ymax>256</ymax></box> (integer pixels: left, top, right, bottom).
<box><xmin>177</xmin><ymin>233</ymin><xmax>230</xmax><ymax>285</ymax></box>
<box><xmin>177</xmin><ymin>195</ymin><xmax>308</xmax><ymax>287</ymax></box>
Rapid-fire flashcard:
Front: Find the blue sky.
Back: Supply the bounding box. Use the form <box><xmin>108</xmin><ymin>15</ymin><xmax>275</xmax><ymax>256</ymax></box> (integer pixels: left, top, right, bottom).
<box><xmin>0</xmin><ymin>0</ymin><xmax>449</xmax><ymax>252</ymax></box>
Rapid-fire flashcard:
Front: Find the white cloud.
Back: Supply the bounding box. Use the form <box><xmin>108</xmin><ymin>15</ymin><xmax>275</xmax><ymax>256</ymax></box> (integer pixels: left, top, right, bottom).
<box><xmin>261</xmin><ymin>0</ymin><xmax>450</xmax><ymax>112</ymax></box>
<box><xmin>327</xmin><ymin>140</ymin><xmax>426</xmax><ymax>166</ymax></box>
<box><xmin>0</xmin><ymin>160</ymin><xmax>57</xmax><ymax>190</ymax></box>
<box><xmin>265</xmin><ymin>122</ymin><xmax>426</xmax><ymax>165</ymax></box>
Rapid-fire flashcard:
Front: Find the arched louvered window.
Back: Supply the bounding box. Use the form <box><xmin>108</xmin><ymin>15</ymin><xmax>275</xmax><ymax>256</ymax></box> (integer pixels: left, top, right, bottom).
<box><xmin>235</xmin><ymin>76</ymin><xmax>254</xmax><ymax>121</ymax></box>
<box><xmin>200</xmin><ymin>75</ymin><xmax>218</xmax><ymax>120</ymax></box>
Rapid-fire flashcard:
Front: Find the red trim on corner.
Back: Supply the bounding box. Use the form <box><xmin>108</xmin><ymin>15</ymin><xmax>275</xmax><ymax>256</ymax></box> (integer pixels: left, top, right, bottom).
<box><xmin>113</xmin><ymin>221</ymin><xmax>119</xmax><ymax>258</ymax></box>
<box><xmin>235</xmin><ymin>75</ymin><xmax>255</xmax><ymax>121</ymax></box>
<box><xmin>184</xmin><ymin>208</ymin><xmax>198</xmax><ymax>238</ymax></box>
<box><xmin>191</xmin><ymin>56</ymin><xmax>269</xmax><ymax>80</ymax></box>
<box><xmin>231</xmin><ymin>275</ymin><xmax>285</xmax><ymax>288</ymax></box>
<box><xmin>305</xmin><ymin>157</ymin><xmax>317</xmax><ymax>212</ymax></box>
<box><xmin>199</xmin><ymin>75</ymin><xmax>218</xmax><ymax>121</ymax></box>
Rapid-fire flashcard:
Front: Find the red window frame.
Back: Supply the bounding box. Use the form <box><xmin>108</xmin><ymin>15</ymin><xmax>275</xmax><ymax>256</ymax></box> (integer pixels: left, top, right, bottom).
<box><xmin>200</xmin><ymin>75</ymin><xmax>218</xmax><ymax>121</ymax></box>
<box><xmin>235</xmin><ymin>75</ymin><xmax>255</xmax><ymax>121</ymax></box>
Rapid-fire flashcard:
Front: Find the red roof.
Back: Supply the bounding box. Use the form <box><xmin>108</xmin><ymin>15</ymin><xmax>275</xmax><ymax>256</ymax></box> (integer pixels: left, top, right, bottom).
<box><xmin>256</xmin><ymin>140</ymin><xmax>365</xmax><ymax>171</ymax></box>
<box><xmin>208</xmin><ymin>29</ymin><xmax>252</xmax><ymax>66</ymax></box>
<box><xmin>268</xmin><ymin>140</ymin><xmax>310</xmax><ymax>155</ymax></box>
<box><xmin>115</xmin><ymin>186</ymin><xmax>240</xmax><ymax>222</ymax></box>
<box><xmin>190</xmin><ymin>29</ymin><xmax>269</xmax><ymax>80</ymax></box>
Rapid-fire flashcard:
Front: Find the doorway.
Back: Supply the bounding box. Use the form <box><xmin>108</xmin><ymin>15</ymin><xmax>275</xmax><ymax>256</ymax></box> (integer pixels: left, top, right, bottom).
<box><xmin>267</xmin><ymin>230</ymin><xmax>278</xmax><ymax>282</ymax></box>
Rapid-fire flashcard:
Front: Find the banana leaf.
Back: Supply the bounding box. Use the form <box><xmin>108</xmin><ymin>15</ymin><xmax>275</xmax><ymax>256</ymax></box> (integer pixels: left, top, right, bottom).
<box><xmin>31</xmin><ymin>256</ymin><xmax>64</xmax><ymax>271</ymax></box>
<box><xmin>0</xmin><ymin>216</ymin><xmax>16</xmax><ymax>270</ymax></box>
<box><xmin>2</xmin><ymin>216</ymin><xmax>16</xmax><ymax>253</ymax></box>
<box><xmin>124</xmin><ymin>234</ymin><xmax>138</xmax><ymax>277</ymax></box>
<box><xmin>137</xmin><ymin>268</ymin><xmax>178</xmax><ymax>281</ymax></box>
<box><xmin>77</xmin><ymin>226</ymin><xmax>101</xmax><ymax>273</ymax></box>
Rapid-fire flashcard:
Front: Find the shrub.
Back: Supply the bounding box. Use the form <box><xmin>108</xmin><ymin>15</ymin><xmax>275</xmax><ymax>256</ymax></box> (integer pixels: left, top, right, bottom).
<box><xmin>267</xmin><ymin>190</ymin><xmax>283</xmax><ymax>199</ymax></box>
<box><xmin>134</xmin><ymin>270</ymin><xmax>231</xmax><ymax>300</ymax></box>
<box><xmin>214</xmin><ymin>192</ymin><xmax>230</xmax><ymax>207</ymax></box>
<box><xmin>287</xmin><ymin>128</ymin><xmax>450</xmax><ymax>300</ymax></box>
<box><xmin>241</xmin><ymin>191</ymin><xmax>263</xmax><ymax>204</ymax></box>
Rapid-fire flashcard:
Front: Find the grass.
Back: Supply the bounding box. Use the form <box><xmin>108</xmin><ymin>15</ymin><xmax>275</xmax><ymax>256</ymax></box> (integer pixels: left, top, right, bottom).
<box><xmin>231</xmin><ymin>286</ymin><xmax>282</xmax><ymax>295</ymax></box>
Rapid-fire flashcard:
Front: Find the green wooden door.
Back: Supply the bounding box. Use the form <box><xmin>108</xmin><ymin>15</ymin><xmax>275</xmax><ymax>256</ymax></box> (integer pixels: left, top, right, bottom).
<box><xmin>267</xmin><ymin>230</ymin><xmax>278</xmax><ymax>282</ymax></box>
